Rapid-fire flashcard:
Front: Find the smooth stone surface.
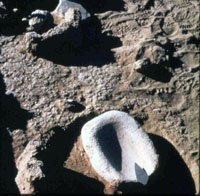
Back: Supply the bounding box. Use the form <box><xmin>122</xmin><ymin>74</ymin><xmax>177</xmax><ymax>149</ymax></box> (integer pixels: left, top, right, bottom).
<box><xmin>52</xmin><ymin>0</ymin><xmax>90</xmax><ymax>20</ymax></box>
<box><xmin>81</xmin><ymin>110</ymin><xmax>159</xmax><ymax>185</ymax></box>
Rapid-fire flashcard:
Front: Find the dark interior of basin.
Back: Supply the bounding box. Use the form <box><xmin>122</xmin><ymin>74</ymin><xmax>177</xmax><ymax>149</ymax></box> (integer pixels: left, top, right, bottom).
<box><xmin>96</xmin><ymin>123</ymin><xmax>122</xmax><ymax>171</ymax></box>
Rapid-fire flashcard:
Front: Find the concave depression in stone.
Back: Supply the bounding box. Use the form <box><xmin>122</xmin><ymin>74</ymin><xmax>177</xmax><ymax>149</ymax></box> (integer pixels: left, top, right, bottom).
<box><xmin>81</xmin><ymin>110</ymin><xmax>159</xmax><ymax>185</ymax></box>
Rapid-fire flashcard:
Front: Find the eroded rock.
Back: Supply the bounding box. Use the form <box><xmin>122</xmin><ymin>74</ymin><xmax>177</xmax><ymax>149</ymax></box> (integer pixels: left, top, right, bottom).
<box><xmin>81</xmin><ymin>110</ymin><xmax>159</xmax><ymax>186</ymax></box>
<box><xmin>25</xmin><ymin>8</ymin><xmax>82</xmax><ymax>54</ymax></box>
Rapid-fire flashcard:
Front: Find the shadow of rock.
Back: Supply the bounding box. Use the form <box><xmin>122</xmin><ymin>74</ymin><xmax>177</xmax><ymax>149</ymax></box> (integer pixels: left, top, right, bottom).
<box><xmin>146</xmin><ymin>134</ymin><xmax>196</xmax><ymax>195</ymax></box>
<box><xmin>136</xmin><ymin>40</ymin><xmax>183</xmax><ymax>83</ymax></box>
<box><xmin>0</xmin><ymin>72</ymin><xmax>34</xmax><ymax>194</ymax></box>
<box><xmin>67</xmin><ymin>101</ymin><xmax>86</xmax><ymax>113</ymax></box>
<box><xmin>33</xmin><ymin>16</ymin><xmax>122</xmax><ymax>67</ymax></box>
<box><xmin>0</xmin><ymin>0</ymin><xmax>59</xmax><ymax>35</ymax></box>
<box><xmin>118</xmin><ymin>181</ymin><xmax>147</xmax><ymax>194</ymax></box>
<box><xmin>33</xmin><ymin>114</ymin><xmax>105</xmax><ymax>194</ymax></box>
<box><xmin>139</xmin><ymin>65</ymin><xmax>173</xmax><ymax>83</ymax></box>
<box><xmin>116</xmin><ymin>134</ymin><xmax>196</xmax><ymax>194</ymax></box>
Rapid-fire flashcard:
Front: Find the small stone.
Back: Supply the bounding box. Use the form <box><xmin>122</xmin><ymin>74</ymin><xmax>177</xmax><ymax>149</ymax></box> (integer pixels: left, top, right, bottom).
<box><xmin>81</xmin><ymin>110</ymin><xmax>158</xmax><ymax>186</ymax></box>
<box><xmin>13</xmin><ymin>8</ymin><xmax>18</xmax><ymax>13</ymax></box>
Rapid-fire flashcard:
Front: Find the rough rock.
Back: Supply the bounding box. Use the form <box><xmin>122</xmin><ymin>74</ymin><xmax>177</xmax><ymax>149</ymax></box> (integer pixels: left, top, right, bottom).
<box><xmin>25</xmin><ymin>8</ymin><xmax>82</xmax><ymax>54</ymax></box>
<box><xmin>52</xmin><ymin>0</ymin><xmax>90</xmax><ymax>23</ymax></box>
<box><xmin>28</xmin><ymin>10</ymin><xmax>53</xmax><ymax>32</ymax></box>
<box><xmin>81</xmin><ymin>110</ymin><xmax>159</xmax><ymax>185</ymax></box>
<box><xmin>15</xmin><ymin>138</ymin><xmax>45</xmax><ymax>194</ymax></box>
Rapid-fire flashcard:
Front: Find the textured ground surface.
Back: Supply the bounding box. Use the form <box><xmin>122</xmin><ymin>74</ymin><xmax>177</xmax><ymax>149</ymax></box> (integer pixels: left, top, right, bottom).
<box><xmin>0</xmin><ymin>0</ymin><xmax>199</xmax><ymax>194</ymax></box>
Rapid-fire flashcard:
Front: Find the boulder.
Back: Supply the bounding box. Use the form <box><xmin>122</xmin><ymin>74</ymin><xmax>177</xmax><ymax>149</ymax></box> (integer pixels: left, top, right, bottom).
<box><xmin>52</xmin><ymin>0</ymin><xmax>90</xmax><ymax>22</ymax></box>
<box><xmin>81</xmin><ymin>110</ymin><xmax>159</xmax><ymax>185</ymax></box>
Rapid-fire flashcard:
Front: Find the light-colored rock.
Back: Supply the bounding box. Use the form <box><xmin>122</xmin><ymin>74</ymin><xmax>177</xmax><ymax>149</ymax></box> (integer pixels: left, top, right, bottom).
<box><xmin>52</xmin><ymin>0</ymin><xmax>90</xmax><ymax>21</ymax></box>
<box><xmin>15</xmin><ymin>139</ymin><xmax>45</xmax><ymax>194</ymax></box>
<box><xmin>0</xmin><ymin>1</ymin><xmax>8</xmax><ymax>23</ymax></box>
<box><xmin>64</xmin><ymin>7</ymin><xmax>81</xmax><ymax>23</ymax></box>
<box><xmin>81</xmin><ymin>110</ymin><xmax>159</xmax><ymax>185</ymax></box>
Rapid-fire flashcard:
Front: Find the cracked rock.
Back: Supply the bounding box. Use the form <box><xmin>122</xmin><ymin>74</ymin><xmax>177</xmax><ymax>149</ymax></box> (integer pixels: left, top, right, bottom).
<box><xmin>81</xmin><ymin>110</ymin><xmax>159</xmax><ymax>186</ymax></box>
<box><xmin>25</xmin><ymin>8</ymin><xmax>82</xmax><ymax>54</ymax></box>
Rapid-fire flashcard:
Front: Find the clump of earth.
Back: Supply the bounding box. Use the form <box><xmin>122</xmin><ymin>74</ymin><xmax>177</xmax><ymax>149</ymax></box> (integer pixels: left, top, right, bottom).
<box><xmin>0</xmin><ymin>0</ymin><xmax>199</xmax><ymax>194</ymax></box>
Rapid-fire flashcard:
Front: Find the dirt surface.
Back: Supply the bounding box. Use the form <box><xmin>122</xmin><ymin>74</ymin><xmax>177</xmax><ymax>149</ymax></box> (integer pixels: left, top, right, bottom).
<box><xmin>0</xmin><ymin>0</ymin><xmax>199</xmax><ymax>194</ymax></box>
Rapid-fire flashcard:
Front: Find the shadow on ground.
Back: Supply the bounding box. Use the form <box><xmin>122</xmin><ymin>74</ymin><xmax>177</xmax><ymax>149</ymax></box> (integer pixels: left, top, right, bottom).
<box><xmin>146</xmin><ymin>134</ymin><xmax>196</xmax><ymax>195</ymax></box>
<box><xmin>113</xmin><ymin>134</ymin><xmax>196</xmax><ymax>195</ymax></box>
<box><xmin>34</xmin><ymin>114</ymin><xmax>105</xmax><ymax>194</ymax></box>
<box><xmin>33</xmin><ymin>16</ymin><xmax>122</xmax><ymax>67</ymax></box>
<box><xmin>0</xmin><ymin>72</ymin><xmax>34</xmax><ymax>194</ymax></box>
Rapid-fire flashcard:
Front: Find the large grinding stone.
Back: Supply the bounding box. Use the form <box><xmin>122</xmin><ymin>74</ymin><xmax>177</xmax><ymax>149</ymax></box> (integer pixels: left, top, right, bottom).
<box><xmin>52</xmin><ymin>0</ymin><xmax>90</xmax><ymax>20</ymax></box>
<box><xmin>81</xmin><ymin>110</ymin><xmax>159</xmax><ymax>185</ymax></box>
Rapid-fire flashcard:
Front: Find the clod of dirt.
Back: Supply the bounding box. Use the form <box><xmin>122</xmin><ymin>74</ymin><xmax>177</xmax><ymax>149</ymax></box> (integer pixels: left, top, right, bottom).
<box><xmin>81</xmin><ymin>110</ymin><xmax>159</xmax><ymax>186</ymax></box>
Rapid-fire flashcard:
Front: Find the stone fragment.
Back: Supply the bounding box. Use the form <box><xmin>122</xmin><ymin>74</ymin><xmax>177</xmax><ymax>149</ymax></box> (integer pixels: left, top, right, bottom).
<box><xmin>52</xmin><ymin>0</ymin><xmax>90</xmax><ymax>22</ymax></box>
<box><xmin>15</xmin><ymin>138</ymin><xmax>45</xmax><ymax>194</ymax></box>
<box><xmin>81</xmin><ymin>110</ymin><xmax>159</xmax><ymax>185</ymax></box>
<box><xmin>28</xmin><ymin>10</ymin><xmax>53</xmax><ymax>32</ymax></box>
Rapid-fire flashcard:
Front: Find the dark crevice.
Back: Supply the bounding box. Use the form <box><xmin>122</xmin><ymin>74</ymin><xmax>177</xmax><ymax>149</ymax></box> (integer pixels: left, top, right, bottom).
<box><xmin>117</xmin><ymin>134</ymin><xmax>196</xmax><ymax>194</ymax></box>
<box><xmin>0</xmin><ymin>72</ymin><xmax>34</xmax><ymax>194</ymax></box>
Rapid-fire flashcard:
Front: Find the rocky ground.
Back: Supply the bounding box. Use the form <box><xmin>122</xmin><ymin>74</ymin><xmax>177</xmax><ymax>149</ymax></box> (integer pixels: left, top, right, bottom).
<box><xmin>0</xmin><ymin>0</ymin><xmax>199</xmax><ymax>194</ymax></box>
